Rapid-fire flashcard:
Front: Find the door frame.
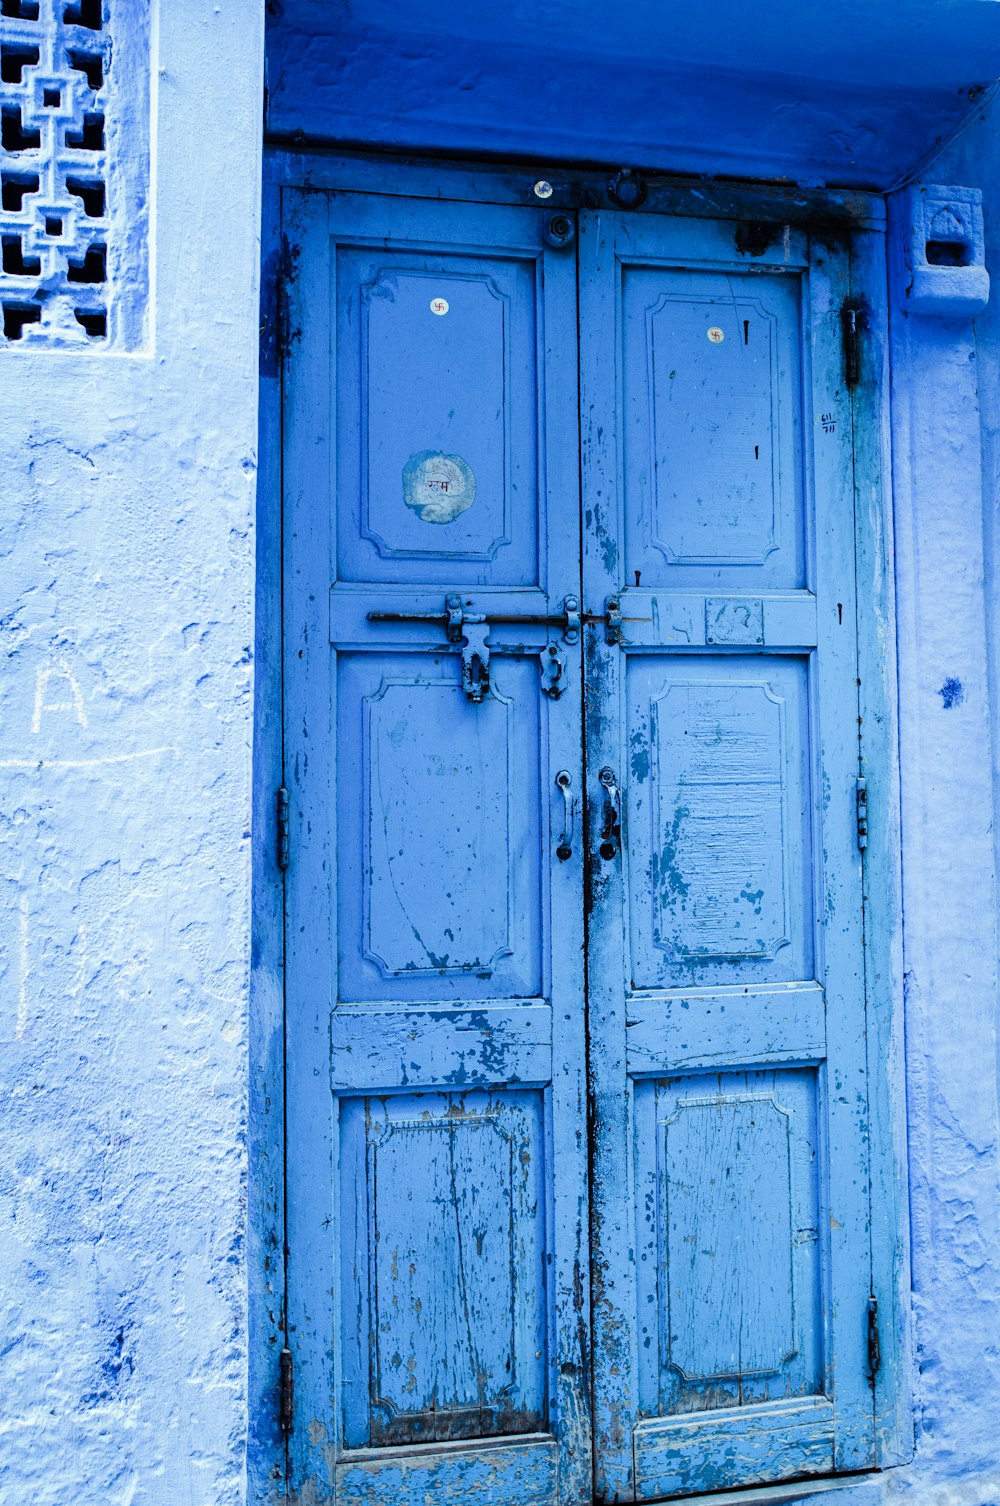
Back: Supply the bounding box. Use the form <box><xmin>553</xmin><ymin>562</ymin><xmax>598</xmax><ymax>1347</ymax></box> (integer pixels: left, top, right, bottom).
<box><xmin>250</xmin><ymin>147</ymin><xmax>912</xmax><ymax>1503</ymax></box>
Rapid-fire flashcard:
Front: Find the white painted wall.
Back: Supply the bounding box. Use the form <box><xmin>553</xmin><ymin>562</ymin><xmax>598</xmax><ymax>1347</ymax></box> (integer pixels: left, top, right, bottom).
<box><xmin>0</xmin><ymin>4</ymin><xmax>264</xmax><ymax>1502</ymax></box>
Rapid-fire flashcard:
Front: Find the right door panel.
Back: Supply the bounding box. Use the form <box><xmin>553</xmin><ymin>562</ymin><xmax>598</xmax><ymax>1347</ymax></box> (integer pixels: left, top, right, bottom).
<box><xmin>581</xmin><ymin>211</ymin><xmax>875</xmax><ymax>1502</ymax></box>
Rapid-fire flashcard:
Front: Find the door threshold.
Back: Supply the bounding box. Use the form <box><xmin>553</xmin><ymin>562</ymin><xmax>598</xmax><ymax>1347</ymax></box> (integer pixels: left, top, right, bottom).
<box><xmin>651</xmin><ymin>1470</ymin><xmax>881</xmax><ymax>1506</ymax></box>
<box><xmin>340</xmin><ymin>1430</ymin><xmax>553</xmax><ymax>1464</ymax></box>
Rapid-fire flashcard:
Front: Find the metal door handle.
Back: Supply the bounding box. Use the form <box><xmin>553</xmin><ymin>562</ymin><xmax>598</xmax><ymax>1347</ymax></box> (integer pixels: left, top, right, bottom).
<box><xmin>598</xmin><ymin>766</ymin><xmax>621</xmax><ymax>860</ymax></box>
<box><xmin>555</xmin><ymin>770</ymin><xmax>574</xmax><ymax>860</ymax></box>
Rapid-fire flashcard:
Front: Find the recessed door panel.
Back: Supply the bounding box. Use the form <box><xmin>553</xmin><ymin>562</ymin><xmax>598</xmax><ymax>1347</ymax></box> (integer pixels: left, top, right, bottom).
<box><xmin>339</xmin><ymin>1089</ymin><xmax>548</xmax><ymax>1448</ymax></box>
<box><xmin>623</xmin><ymin>266</ymin><xmax>805</xmax><ymax>590</ymax></box>
<box><xmin>628</xmin><ymin>656</ymin><xmax>814</xmax><ymax>989</ymax></box>
<box><xmin>336</xmin><ymin>240</ymin><xmax>540</xmax><ymax>586</ymax></box>
<box><xmin>633</xmin><ymin>1068</ymin><xmax>823</xmax><ymax>1420</ymax></box>
<box><xmin>337</xmin><ymin>651</ymin><xmax>542</xmax><ymax>1002</ymax></box>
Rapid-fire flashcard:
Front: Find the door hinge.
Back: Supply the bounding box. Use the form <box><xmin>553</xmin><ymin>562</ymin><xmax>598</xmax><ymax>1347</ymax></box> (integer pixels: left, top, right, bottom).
<box><xmin>842</xmin><ymin>299</ymin><xmax>865</xmax><ymax>389</ymax></box>
<box><xmin>276</xmin><ymin>235</ymin><xmax>299</xmax><ymax>365</ymax></box>
<box><xmin>279</xmin><ymin>1345</ymin><xmax>294</xmax><ymax>1433</ymax></box>
<box><xmin>856</xmin><ymin>776</ymin><xmax>868</xmax><ymax>852</ymax></box>
<box><xmin>277</xmin><ymin>786</ymin><xmax>290</xmax><ymax>871</ymax></box>
<box><xmin>866</xmin><ymin>1297</ymin><xmax>881</xmax><ymax>1380</ymax></box>
<box><xmin>261</xmin><ymin>236</ymin><xmax>298</xmax><ymax>373</ymax></box>
<box><xmin>260</xmin><ymin>239</ymin><xmax>295</xmax><ymax>376</ymax></box>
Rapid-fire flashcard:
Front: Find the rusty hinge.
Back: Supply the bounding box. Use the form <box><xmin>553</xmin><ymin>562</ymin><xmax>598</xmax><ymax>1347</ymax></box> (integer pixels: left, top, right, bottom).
<box><xmin>856</xmin><ymin>776</ymin><xmax>868</xmax><ymax>852</ymax></box>
<box><xmin>277</xmin><ymin>786</ymin><xmax>290</xmax><ymax>871</ymax></box>
<box><xmin>276</xmin><ymin>235</ymin><xmax>299</xmax><ymax>365</ymax></box>
<box><xmin>866</xmin><ymin>1297</ymin><xmax>881</xmax><ymax>1380</ymax></box>
<box><xmin>275</xmin><ymin>279</ymin><xmax>289</xmax><ymax>366</ymax></box>
<box><xmin>260</xmin><ymin>237</ymin><xmax>299</xmax><ymax>374</ymax></box>
<box><xmin>841</xmin><ymin>299</ymin><xmax>865</xmax><ymax>389</ymax></box>
<box><xmin>260</xmin><ymin>246</ymin><xmax>288</xmax><ymax>376</ymax></box>
<box><xmin>279</xmin><ymin>1345</ymin><xmax>294</xmax><ymax>1433</ymax></box>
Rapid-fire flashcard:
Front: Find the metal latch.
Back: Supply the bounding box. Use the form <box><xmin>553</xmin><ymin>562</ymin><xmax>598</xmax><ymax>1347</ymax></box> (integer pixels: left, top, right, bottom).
<box><xmin>580</xmin><ymin>594</ymin><xmax>648</xmax><ymax>644</ymax></box>
<box><xmin>539</xmin><ymin>643</ymin><xmax>567</xmax><ymax>700</ymax></box>
<box><xmin>460</xmin><ymin>620</ymin><xmax>491</xmax><ymax>703</ymax></box>
<box><xmin>368</xmin><ymin>593</ymin><xmax>581</xmax><ymax>703</ymax></box>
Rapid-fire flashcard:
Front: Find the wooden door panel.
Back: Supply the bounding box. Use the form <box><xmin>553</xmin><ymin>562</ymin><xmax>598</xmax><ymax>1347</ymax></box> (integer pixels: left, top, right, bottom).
<box><xmin>621</xmin><ymin>265</ymin><xmax>805</xmax><ymax>590</ymax></box>
<box><xmin>635</xmin><ymin>1067</ymin><xmax>824</xmax><ymax>1411</ymax></box>
<box><xmin>334</xmin><ymin>225</ymin><xmax>541</xmax><ymax>588</ymax></box>
<box><xmin>582</xmin><ymin>211</ymin><xmax>875</xmax><ymax>1501</ymax></box>
<box><xmin>633</xmin><ymin>1396</ymin><xmax>836</xmax><ymax>1501</ymax></box>
<box><xmin>339</xmin><ymin>1089</ymin><xmax>548</xmax><ymax>1448</ymax></box>
<box><xmin>334</xmin><ymin>1437</ymin><xmax>560</xmax><ymax>1506</ymax></box>
<box><xmin>631</xmin><ymin>1064</ymin><xmax>832</xmax><ymax>1496</ymax></box>
<box><xmin>627</xmin><ymin>655</ymin><xmax>815</xmax><ymax>988</ymax></box>
<box><xmin>284</xmin><ymin>188</ymin><xmax>589</xmax><ymax>1506</ymax></box>
<box><xmin>336</xmin><ymin>652</ymin><xmax>543</xmax><ymax>1002</ymax></box>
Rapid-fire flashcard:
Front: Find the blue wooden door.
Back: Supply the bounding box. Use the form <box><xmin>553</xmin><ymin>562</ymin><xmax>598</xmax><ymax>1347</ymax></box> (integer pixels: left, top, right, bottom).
<box><xmin>580</xmin><ymin>212</ymin><xmax>876</xmax><ymax>1499</ymax></box>
<box><xmin>282</xmin><ymin>183</ymin><xmax>879</xmax><ymax>1504</ymax></box>
<box><xmin>282</xmin><ymin>188</ymin><xmax>591</xmax><ymax>1505</ymax></box>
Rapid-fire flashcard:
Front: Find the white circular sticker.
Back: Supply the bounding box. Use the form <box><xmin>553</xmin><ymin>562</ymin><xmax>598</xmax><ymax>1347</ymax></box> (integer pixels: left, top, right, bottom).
<box><xmin>534</xmin><ymin>180</ymin><xmax>554</xmax><ymax>199</ymax></box>
<box><xmin>707</xmin><ymin>326</ymin><xmax>725</xmax><ymax>343</ymax></box>
<box><xmin>430</xmin><ymin>297</ymin><xmax>449</xmax><ymax>316</ymax></box>
<box><xmin>403</xmin><ymin>451</ymin><xmax>477</xmax><ymax>524</ymax></box>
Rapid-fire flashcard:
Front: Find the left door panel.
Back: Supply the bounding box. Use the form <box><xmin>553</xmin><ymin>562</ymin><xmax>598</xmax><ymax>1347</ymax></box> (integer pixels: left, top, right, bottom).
<box><xmin>282</xmin><ymin>189</ymin><xmax>590</xmax><ymax>1505</ymax></box>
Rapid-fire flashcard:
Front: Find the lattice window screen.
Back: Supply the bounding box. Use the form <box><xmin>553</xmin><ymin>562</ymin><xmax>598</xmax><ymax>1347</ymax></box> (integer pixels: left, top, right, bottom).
<box><xmin>0</xmin><ymin>0</ymin><xmax>148</xmax><ymax>350</ymax></box>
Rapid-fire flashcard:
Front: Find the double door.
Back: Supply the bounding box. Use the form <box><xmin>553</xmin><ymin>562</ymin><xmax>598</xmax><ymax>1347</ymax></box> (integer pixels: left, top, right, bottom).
<box><xmin>282</xmin><ymin>182</ymin><xmax>878</xmax><ymax>1504</ymax></box>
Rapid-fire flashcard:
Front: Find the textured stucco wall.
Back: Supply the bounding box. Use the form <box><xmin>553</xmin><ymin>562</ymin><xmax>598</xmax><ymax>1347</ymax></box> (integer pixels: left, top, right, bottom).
<box><xmin>0</xmin><ymin>4</ymin><xmax>264</xmax><ymax>1503</ymax></box>
<box><xmin>885</xmin><ymin>103</ymin><xmax>1000</xmax><ymax>1506</ymax></box>
<box><xmin>880</xmin><ymin>175</ymin><xmax>1000</xmax><ymax>1501</ymax></box>
<box><xmin>264</xmin><ymin>0</ymin><xmax>1000</xmax><ymax>189</ymax></box>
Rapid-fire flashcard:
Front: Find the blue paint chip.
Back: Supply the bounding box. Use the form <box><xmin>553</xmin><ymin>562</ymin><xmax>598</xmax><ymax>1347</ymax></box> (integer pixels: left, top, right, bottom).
<box><xmin>939</xmin><ymin>676</ymin><xmax>964</xmax><ymax>708</ymax></box>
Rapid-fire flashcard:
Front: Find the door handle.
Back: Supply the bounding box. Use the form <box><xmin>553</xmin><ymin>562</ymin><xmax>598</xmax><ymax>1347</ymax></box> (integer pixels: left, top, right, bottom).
<box><xmin>598</xmin><ymin>766</ymin><xmax>622</xmax><ymax>861</ymax></box>
<box><xmin>555</xmin><ymin>770</ymin><xmax>575</xmax><ymax>861</ymax></box>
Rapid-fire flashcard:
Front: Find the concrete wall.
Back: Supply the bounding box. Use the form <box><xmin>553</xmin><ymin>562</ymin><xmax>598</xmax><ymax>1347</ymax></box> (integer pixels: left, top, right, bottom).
<box><xmin>879</xmin><ymin>107</ymin><xmax>1000</xmax><ymax>1506</ymax></box>
<box><xmin>265</xmin><ymin>0</ymin><xmax>1000</xmax><ymax>189</ymax></box>
<box><xmin>0</xmin><ymin>4</ymin><xmax>264</xmax><ymax>1503</ymax></box>
<box><xmin>877</xmin><ymin>163</ymin><xmax>1000</xmax><ymax>1503</ymax></box>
